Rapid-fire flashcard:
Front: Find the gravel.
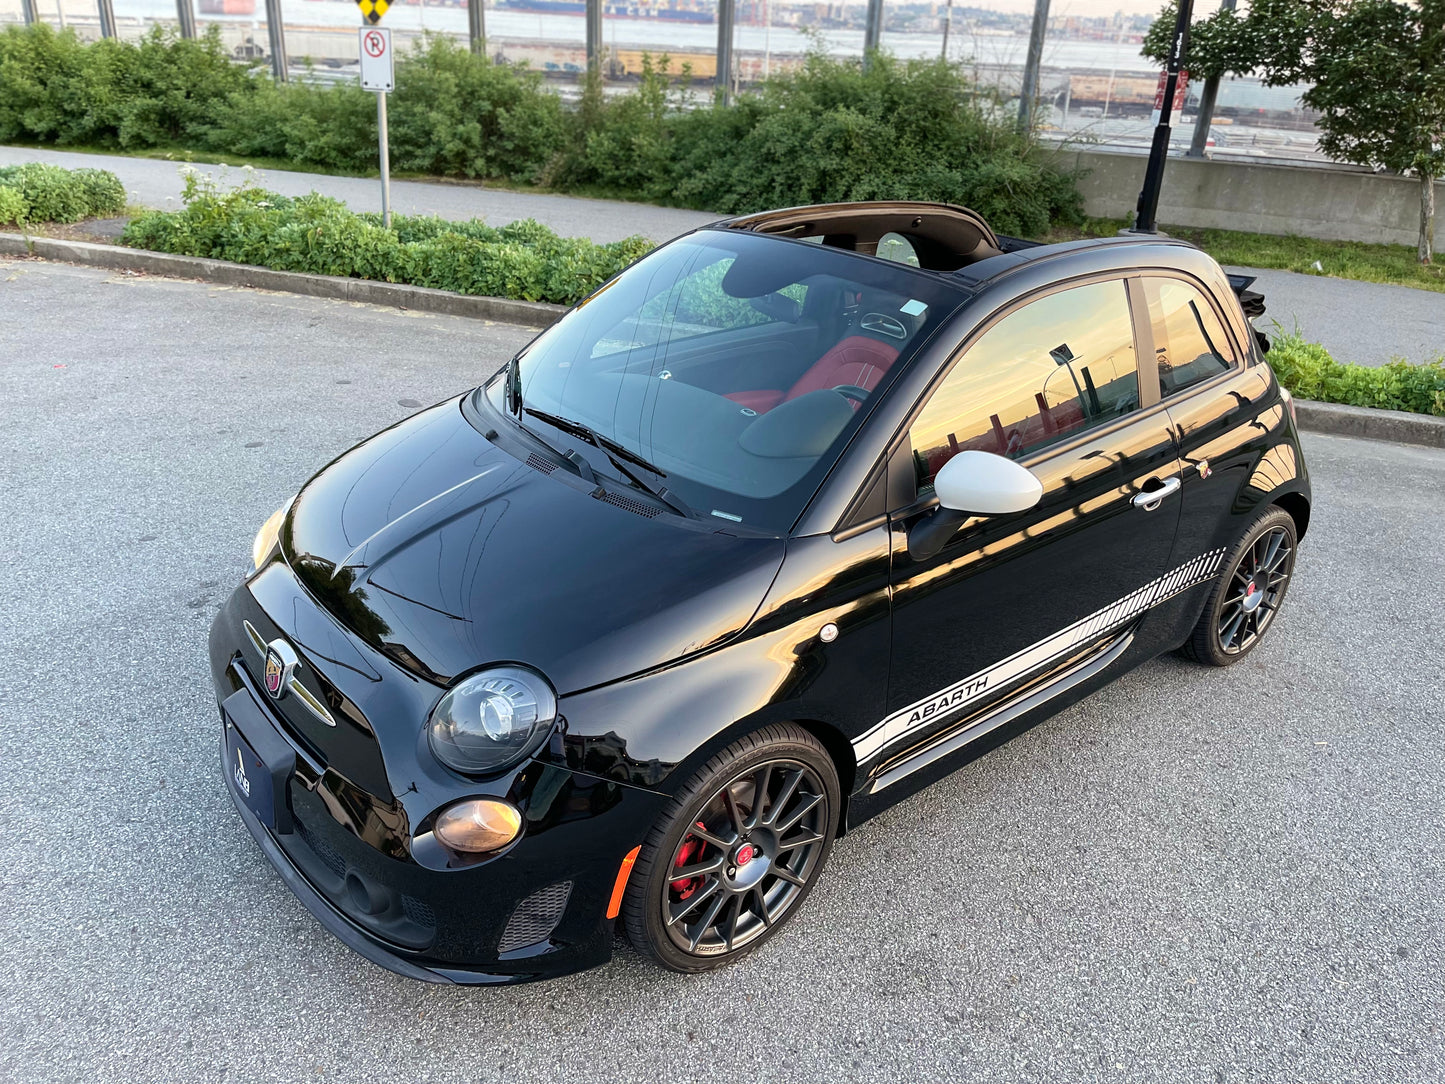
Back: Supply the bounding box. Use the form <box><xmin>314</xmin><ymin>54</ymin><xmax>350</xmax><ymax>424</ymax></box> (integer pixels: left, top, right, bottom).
<box><xmin>1</xmin><ymin>259</ymin><xmax>1441</xmax><ymax>1084</ymax></box>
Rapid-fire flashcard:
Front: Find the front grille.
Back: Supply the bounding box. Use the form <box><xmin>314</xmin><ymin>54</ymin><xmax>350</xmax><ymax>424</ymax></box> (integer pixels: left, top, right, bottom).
<box><xmin>497</xmin><ymin>881</ymin><xmax>573</xmax><ymax>953</ymax></box>
<box><xmin>401</xmin><ymin>894</ymin><xmax>436</xmax><ymax>929</ymax></box>
<box><xmin>294</xmin><ymin>816</ymin><xmax>347</xmax><ymax>880</ymax></box>
<box><xmin>595</xmin><ymin>490</ymin><xmax>662</xmax><ymax>518</ymax></box>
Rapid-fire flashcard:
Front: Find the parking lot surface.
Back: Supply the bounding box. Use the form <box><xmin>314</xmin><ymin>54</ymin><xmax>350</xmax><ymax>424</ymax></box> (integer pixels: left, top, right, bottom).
<box><xmin>1</xmin><ymin>259</ymin><xmax>1441</xmax><ymax>1084</ymax></box>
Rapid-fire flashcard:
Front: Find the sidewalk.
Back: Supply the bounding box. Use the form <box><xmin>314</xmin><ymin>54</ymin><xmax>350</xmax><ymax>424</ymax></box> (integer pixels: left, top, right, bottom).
<box><xmin>6</xmin><ymin>146</ymin><xmax>1441</xmax><ymax>366</ymax></box>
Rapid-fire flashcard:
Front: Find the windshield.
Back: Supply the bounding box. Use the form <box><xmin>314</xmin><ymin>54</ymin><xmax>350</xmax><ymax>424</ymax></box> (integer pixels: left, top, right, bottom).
<box><xmin>482</xmin><ymin>229</ymin><xmax>965</xmax><ymax>533</ymax></box>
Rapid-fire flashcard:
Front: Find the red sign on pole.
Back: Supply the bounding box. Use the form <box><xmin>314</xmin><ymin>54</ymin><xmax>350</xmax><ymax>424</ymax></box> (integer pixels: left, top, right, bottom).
<box><xmin>1152</xmin><ymin>69</ymin><xmax>1190</xmax><ymax>121</ymax></box>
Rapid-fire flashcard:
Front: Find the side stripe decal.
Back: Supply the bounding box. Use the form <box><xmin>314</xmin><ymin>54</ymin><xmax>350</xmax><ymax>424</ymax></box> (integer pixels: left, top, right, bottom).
<box><xmin>853</xmin><ymin>548</ymin><xmax>1226</xmax><ymax>763</ymax></box>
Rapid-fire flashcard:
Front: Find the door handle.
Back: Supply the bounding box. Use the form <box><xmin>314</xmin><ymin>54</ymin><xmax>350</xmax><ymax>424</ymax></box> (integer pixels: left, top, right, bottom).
<box><xmin>1133</xmin><ymin>475</ymin><xmax>1181</xmax><ymax>511</ymax></box>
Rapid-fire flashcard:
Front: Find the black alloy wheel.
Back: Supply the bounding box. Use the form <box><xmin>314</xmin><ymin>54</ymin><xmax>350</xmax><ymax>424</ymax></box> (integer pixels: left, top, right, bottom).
<box><xmin>622</xmin><ymin>723</ymin><xmax>840</xmax><ymax>973</ymax></box>
<box><xmin>1181</xmin><ymin>506</ymin><xmax>1298</xmax><ymax>667</ymax></box>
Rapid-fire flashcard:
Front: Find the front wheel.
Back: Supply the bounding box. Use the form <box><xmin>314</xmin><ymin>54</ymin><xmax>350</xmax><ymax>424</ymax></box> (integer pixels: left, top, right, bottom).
<box><xmin>1180</xmin><ymin>506</ymin><xmax>1298</xmax><ymax>667</ymax></box>
<box><xmin>621</xmin><ymin>723</ymin><xmax>840</xmax><ymax>973</ymax></box>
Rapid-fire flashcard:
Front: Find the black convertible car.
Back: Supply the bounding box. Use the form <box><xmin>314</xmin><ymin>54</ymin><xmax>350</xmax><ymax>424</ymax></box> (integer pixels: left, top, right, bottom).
<box><xmin>212</xmin><ymin>201</ymin><xmax>1310</xmax><ymax>984</ymax></box>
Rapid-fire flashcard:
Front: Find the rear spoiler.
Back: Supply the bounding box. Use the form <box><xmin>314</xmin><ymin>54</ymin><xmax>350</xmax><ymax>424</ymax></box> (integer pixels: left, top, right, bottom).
<box><xmin>1227</xmin><ymin>273</ymin><xmax>1270</xmax><ymax>354</ymax></box>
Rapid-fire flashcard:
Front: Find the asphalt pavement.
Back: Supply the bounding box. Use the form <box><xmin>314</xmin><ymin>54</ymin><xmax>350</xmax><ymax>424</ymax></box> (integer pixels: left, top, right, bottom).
<box><xmin>1</xmin><ymin>258</ymin><xmax>1442</xmax><ymax>1084</ymax></box>
<box><xmin>5</xmin><ymin>145</ymin><xmax>1443</xmax><ymax>367</ymax></box>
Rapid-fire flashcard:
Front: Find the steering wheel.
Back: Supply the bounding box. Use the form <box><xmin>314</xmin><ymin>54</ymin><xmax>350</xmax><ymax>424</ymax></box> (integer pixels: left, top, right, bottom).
<box><xmin>832</xmin><ymin>384</ymin><xmax>870</xmax><ymax>404</ymax></box>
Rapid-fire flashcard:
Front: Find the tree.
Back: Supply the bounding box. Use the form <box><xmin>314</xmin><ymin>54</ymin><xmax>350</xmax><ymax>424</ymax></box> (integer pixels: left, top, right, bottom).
<box><xmin>1145</xmin><ymin>0</ymin><xmax>1445</xmax><ymax>263</ymax></box>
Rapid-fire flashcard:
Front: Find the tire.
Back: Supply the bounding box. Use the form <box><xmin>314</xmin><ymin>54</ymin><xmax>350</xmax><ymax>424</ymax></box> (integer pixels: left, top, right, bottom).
<box><xmin>621</xmin><ymin>723</ymin><xmax>841</xmax><ymax>974</ymax></box>
<box><xmin>1179</xmin><ymin>506</ymin><xmax>1298</xmax><ymax>667</ymax></box>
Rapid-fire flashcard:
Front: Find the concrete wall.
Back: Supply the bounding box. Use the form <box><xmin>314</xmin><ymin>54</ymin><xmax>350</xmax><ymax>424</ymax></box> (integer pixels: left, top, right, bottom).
<box><xmin>1047</xmin><ymin>146</ymin><xmax>1440</xmax><ymax>248</ymax></box>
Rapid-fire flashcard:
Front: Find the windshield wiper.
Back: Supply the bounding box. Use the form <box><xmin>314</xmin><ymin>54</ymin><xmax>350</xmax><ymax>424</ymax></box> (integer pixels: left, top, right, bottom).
<box><xmin>524</xmin><ymin>407</ymin><xmax>693</xmax><ymax>519</ymax></box>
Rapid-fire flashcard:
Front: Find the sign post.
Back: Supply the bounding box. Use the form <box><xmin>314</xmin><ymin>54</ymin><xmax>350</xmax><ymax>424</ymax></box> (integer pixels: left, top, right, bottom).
<box><xmin>358</xmin><ymin>22</ymin><xmax>394</xmax><ymax>229</ymax></box>
<box><xmin>1131</xmin><ymin>0</ymin><xmax>1193</xmax><ymax>233</ymax></box>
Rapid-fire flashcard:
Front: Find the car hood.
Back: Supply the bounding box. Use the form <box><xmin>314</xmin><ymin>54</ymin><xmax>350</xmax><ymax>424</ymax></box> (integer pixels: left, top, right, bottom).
<box><xmin>281</xmin><ymin>396</ymin><xmax>786</xmax><ymax>694</ymax></box>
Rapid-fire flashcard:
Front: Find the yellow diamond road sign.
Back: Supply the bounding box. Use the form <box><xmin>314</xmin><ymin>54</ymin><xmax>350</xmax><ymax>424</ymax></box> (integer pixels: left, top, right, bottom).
<box><xmin>357</xmin><ymin>0</ymin><xmax>389</xmax><ymax>25</ymax></box>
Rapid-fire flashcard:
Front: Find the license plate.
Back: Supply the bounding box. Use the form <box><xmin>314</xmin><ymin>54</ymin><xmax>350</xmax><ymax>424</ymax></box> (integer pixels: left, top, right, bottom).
<box><xmin>226</xmin><ymin>723</ymin><xmax>279</xmax><ymax>829</ymax></box>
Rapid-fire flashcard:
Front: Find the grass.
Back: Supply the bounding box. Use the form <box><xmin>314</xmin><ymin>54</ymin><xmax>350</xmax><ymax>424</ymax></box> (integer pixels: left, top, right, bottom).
<box><xmin>1267</xmin><ymin>326</ymin><xmax>1445</xmax><ymax>415</ymax></box>
<box><xmin>1050</xmin><ymin>216</ymin><xmax>1445</xmax><ymax>294</ymax></box>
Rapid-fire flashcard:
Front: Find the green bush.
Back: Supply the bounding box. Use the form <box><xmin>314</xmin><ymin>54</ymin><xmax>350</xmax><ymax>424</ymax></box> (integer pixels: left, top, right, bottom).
<box><xmin>1269</xmin><ymin>328</ymin><xmax>1445</xmax><ymax>416</ymax></box>
<box><xmin>0</xmin><ymin>161</ymin><xmax>127</xmax><ymax>223</ymax></box>
<box><xmin>0</xmin><ymin>187</ymin><xmax>25</xmax><ymax>225</ymax></box>
<box><xmin>121</xmin><ymin>172</ymin><xmax>650</xmax><ymax>304</ymax></box>
<box><xmin>0</xmin><ymin>26</ymin><xmax>1082</xmax><ymax>233</ymax></box>
<box><xmin>0</xmin><ymin>24</ymin><xmax>258</xmax><ymax>149</ymax></box>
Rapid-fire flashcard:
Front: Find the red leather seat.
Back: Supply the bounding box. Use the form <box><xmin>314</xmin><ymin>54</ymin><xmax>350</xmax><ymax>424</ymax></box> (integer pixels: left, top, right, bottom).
<box><xmin>726</xmin><ymin>335</ymin><xmax>901</xmax><ymax>415</ymax></box>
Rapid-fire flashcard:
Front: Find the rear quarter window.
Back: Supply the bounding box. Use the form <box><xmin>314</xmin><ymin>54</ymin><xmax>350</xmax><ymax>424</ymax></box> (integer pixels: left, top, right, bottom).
<box><xmin>1145</xmin><ymin>277</ymin><xmax>1237</xmax><ymax>396</ymax></box>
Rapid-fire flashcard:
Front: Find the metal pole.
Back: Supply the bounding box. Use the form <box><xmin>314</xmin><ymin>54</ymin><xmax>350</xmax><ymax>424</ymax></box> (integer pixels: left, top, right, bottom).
<box><xmin>97</xmin><ymin>0</ymin><xmax>117</xmax><ymax>38</ymax></box>
<box><xmin>264</xmin><ymin>0</ymin><xmax>288</xmax><ymax>82</ymax></box>
<box><xmin>177</xmin><ymin>0</ymin><xmax>197</xmax><ymax>38</ymax></box>
<box><xmin>585</xmin><ymin>0</ymin><xmax>602</xmax><ymax>74</ymax></box>
<box><xmin>1016</xmin><ymin>0</ymin><xmax>1049</xmax><ymax>131</ymax></box>
<box><xmin>863</xmin><ymin>0</ymin><xmax>882</xmax><ymax>65</ymax></box>
<box><xmin>377</xmin><ymin>90</ymin><xmax>392</xmax><ymax>230</ymax></box>
<box><xmin>940</xmin><ymin>0</ymin><xmax>952</xmax><ymax>60</ymax></box>
<box><xmin>21</xmin><ymin>0</ymin><xmax>39</xmax><ymax>26</ymax></box>
<box><xmin>1187</xmin><ymin>0</ymin><xmax>1234</xmax><ymax>157</ymax></box>
<box><xmin>1133</xmin><ymin>0</ymin><xmax>1192</xmax><ymax>232</ymax></box>
<box><xmin>716</xmin><ymin>0</ymin><xmax>734</xmax><ymax>104</ymax></box>
<box><xmin>468</xmin><ymin>0</ymin><xmax>486</xmax><ymax>56</ymax></box>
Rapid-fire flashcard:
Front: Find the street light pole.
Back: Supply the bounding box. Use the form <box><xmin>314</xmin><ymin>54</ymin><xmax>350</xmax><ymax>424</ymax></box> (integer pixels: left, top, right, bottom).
<box><xmin>941</xmin><ymin>0</ymin><xmax>952</xmax><ymax>60</ymax></box>
<box><xmin>468</xmin><ymin>0</ymin><xmax>486</xmax><ymax>55</ymax></box>
<box><xmin>1017</xmin><ymin>0</ymin><xmax>1049</xmax><ymax>132</ymax></box>
<box><xmin>97</xmin><ymin>0</ymin><xmax>117</xmax><ymax>37</ymax></box>
<box><xmin>863</xmin><ymin>0</ymin><xmax>883</xmax><ymax>67</ymax></box>
<box><xmin>263</xmin><ymin>0</ymin><xmax>289</xmax><ymax>81</ymax></box>
<box><xmin>585</xmin><ymin>0</ymin><xmax>602</xmax><ymax>75</ymax></box>
<box><xmin>1132</xmin><ymin>0</ymin><xmax>1192</xmax><ymax>231</ymax></box>
<box><xmin>716</xmin><ymin>0</ymin><xmax>735</xmax><ymax>104</ymax></box>
<box><xmin>21</xmin><ymin>0</ymin><xmax>39</xmax><ymax>25</ymax></box>
<box><xmin>176</xmin><ymin>0</ymin><xmax>197</xmax><ymax>38</ymax></box>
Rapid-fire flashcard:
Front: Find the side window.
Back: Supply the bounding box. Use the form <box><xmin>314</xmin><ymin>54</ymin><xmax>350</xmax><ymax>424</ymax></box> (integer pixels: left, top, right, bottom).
<box><xmin>1145</xmin><ymin>277</ymin><xmax>1236</xmax><ymax>396</ymax></box>
<box><xmin>910</xmin><ymin>280</ymin><xmax>1140</xmax><ymax>489</ymax></box>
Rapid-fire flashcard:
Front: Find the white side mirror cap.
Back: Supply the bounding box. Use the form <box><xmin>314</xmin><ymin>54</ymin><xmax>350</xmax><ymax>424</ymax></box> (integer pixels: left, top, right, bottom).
<box><xmin>934</xmin><ymin>450</ymin><xmax>1043</xmax><ymax>515</ymax></box>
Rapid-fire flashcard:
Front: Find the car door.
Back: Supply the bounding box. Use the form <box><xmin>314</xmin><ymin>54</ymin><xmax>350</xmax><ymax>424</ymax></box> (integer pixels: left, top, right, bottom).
<box><xmin>861</xmin><ymin>275</ymin><xmax>1185</xmax><ymax>772</ymax></box>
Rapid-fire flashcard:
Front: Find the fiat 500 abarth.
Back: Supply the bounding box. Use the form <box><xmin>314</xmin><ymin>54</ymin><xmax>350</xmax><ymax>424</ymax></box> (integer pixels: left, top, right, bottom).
<box><xmin>211</xmin><ymin>201</ymin><xmax>1310</xmax><ymax>984</ymax></box>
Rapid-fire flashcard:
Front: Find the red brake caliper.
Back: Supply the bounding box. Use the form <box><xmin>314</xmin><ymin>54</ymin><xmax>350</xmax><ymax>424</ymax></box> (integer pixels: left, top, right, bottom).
<box><xmin>670</xmin><ymin>822</ymin><xmax>708</xmax><ymax>901</ymax></box>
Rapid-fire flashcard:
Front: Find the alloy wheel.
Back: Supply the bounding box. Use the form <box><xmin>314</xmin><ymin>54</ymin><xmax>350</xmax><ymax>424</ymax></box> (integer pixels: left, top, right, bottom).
<box><xmin>661</xmin><ymin>758</ymin><xmax>829</xmax><ymax>957</ymax></box>
<box><xmin>1217</xmin><ymin>524</ymin><xmax>1294</xmax><ymax>655</ymax></box>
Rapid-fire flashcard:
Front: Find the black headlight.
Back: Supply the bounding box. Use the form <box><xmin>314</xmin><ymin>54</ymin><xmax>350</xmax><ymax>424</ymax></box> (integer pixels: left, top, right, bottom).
<box><xmin>426</xmin><ymin>665</ymin><xmax>557</xmax><ymax>775</ymax></box>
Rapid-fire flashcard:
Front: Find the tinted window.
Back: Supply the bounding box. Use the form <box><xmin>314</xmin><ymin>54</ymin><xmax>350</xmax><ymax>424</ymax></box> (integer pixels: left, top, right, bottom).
<box><xmin>1146</xmin><ymin>277</ymin><xmax>1236</xmax><ymax>396</ymax></box>
<box><xmin>911</xmin><ymin>280</ymin><xmax>1140</xmax><ymax>489</ymax></box>
<box><xmin>483</xmin><ymin>230</ymin><xmax>964</xmax><ymax>533</ymax></box>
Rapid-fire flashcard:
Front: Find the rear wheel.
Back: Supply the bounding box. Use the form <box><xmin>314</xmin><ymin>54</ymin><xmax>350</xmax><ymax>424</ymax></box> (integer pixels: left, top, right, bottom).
<box><xmin>621</xmin><ymin>723</ymin><xmax>840</xmax><ymax>973</ymax></box>
<box><xmin>1180</xmin><ymin>506</ymin><xmax>1297</xmax><ymax>667</ymax></box>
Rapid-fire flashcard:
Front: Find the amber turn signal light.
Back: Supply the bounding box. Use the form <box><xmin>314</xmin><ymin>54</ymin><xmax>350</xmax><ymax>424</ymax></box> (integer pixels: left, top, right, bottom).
<box><xmin>434</xmin><ymin>798</ymin><xmax>522</xmax><ymax>853</ymax></box>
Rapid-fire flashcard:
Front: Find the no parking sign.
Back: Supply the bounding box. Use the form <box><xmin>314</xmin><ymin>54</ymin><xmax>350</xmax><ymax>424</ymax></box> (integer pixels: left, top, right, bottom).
<box><xmin>359</xmin><ymin>27</ymin><xmax>394</xmax><ymax>92</ymax></box>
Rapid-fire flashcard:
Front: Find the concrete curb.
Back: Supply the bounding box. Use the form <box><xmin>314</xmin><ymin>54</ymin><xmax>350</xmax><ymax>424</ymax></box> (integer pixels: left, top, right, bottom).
<box><xmin>0</xmin><ymin>232</ymin><xmax>568</xmax><ymax>329</ymax></box>
<box><xmin>1294</xmin><ymin>399</ymin><xmax>1445</xmax><ymax>449</ymax></box>
<box><xmin>6</xmin><ymin>231</ymin><xmax>1442</xmax><ymax>449</ymax></box>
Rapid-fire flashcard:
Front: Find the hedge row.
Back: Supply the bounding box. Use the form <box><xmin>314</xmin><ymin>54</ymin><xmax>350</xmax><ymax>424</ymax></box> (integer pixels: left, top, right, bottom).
<box><xmin>1270</xmin><ymin>329</ymin><xmax>1445</xmax><ymax>416</ymax></box>
<box><xmin>120</xmin><ymin>172</ymin><xmax>652</xmax><ymax>304</ymax></box>
<box><xmin>0</xmin><ymin>161</ymin><xmax>125</xmax><ymax>224</ymax></box>
<box><xmin>0</xmin><ymin>24</ymin><xmax>1082</xmax><ymax>236</ymax></box>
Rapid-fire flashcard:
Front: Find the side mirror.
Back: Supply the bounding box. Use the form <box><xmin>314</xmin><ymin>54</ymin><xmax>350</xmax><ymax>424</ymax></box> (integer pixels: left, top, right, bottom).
<box><xmin>934</xmin><ymin>450</ymin><xmax>1043</xmax><ymax>515</ymax></box>
<box><xmin>908</xmin><ymin>451</ymin><xmax>1043</xmax><ymax>561</ymax></box>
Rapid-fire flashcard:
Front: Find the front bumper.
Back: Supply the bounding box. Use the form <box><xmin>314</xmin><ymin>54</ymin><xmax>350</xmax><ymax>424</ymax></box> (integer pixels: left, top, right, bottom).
<box><xmin>211</xmin><ymin>576</ymin><xmax>668</xmax><ymax>986</ymax></box>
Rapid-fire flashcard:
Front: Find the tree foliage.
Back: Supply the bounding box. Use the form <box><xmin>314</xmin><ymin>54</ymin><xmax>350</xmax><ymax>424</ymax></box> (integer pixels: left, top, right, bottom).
<box><xmin>1144</xmin><ymin>0</ymin><xmax>1445</xmax><ymax>260</ymax></box>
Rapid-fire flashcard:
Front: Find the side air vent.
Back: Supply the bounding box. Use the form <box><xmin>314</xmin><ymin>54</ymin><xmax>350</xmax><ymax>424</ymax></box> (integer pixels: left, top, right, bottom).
<box><xmin>497</xmin><ymin>881</ymin><xmax>573</xmax><ymax>954</ymax></box>
<box><xmin>526</xmin><ymin>452</ymin><xmax>558</xmax><ymax>475</ymax></box>
<box><xmin>595</xmin><ymin>490</ymin><xmax>663</xmax><ymax>518</ymax></box>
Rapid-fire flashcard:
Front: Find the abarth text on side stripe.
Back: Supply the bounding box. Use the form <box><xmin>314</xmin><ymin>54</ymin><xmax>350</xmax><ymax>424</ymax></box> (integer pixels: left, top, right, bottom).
<box><xmin>211</xmin><ymin>201</ymin><xmax>1310</xmax><ymax>983</ymax></box>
